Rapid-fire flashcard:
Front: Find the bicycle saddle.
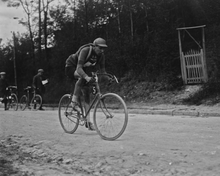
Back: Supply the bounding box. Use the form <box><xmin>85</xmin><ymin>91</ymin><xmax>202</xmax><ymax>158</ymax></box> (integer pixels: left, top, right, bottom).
<box><xmin>8</xmin><ymin>86</ymin><xmax>17</xmax><ymax>90</ymax></box>
<box><xmin>24</xmin><ymin>86</ymin><xmax>32</xmax><ymax>91</ymax></box>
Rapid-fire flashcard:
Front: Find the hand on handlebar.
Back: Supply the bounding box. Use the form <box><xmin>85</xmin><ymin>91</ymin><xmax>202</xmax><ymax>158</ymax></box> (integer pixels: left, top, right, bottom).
<box><xmin>85</xmin><ymin>76</ymin><xmax>96</xmax><ymax>84</ymax></box>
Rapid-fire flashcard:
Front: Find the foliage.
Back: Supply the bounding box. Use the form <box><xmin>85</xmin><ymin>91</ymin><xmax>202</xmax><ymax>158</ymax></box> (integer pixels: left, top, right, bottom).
<box><xmin>1</xmin><ymin>0</ymin><xmax>220</xmax><ymax>104</ymax></box>
<box><xmin>182</xmin><ymin>81</ymin><xmax>220</xmax><ymax>105</ymax></box>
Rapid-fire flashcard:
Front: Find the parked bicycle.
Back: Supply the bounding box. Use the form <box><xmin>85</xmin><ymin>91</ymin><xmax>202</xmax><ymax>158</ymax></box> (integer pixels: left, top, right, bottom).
<box><xmin>58</xmin><ymin>72</ymin><xmax>128</xmax><ymax>141</ymax></box>
<box><xmin>19</xmin><ymin>86</ymin><xmax>42</xmax><ymax>111</ymax></box>
<box><xmin>6</xmin><ymin>86</ymin><xmax>18</xmax><ymax>111</ymax></box>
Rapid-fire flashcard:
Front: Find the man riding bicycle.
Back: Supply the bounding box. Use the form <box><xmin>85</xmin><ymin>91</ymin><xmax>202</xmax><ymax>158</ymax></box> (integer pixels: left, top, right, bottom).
<box><xmin>65</xmin><ymin>38</ymin><xmax>108</xmax><ymax>131</ymax></box>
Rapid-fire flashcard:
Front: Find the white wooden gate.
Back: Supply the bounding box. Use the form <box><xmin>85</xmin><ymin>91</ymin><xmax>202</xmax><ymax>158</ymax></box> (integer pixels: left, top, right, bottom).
<box><xmin>177</xmin><ymin>25</ymin><xmax>208</xmax><ymax>84</ymax></box>
<box><xmin>181</xmin><ymin>49</ymin><xmax>208</xmax><ymax>84</ymax></box>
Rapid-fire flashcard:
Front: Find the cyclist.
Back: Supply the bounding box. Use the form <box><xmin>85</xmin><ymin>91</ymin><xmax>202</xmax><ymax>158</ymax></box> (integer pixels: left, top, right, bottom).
<box><xmin>0</xmin><ymin>72</ymin><xmax>9</xmax><ymax>110</ymax></box>
<box><xmin>32</xmin><ymin>69</ymin><xmax>46</xmax><ymax>110</ymax></box>
<box><xmin>65</xmin><ymin>37</ymin><xmax>108</xmax><ymax>130</ymax></box>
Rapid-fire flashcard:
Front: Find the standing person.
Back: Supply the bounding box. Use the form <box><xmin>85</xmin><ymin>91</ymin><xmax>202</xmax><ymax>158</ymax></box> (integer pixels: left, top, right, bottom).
<box><xmin>65</xmin><ymin>37</ymin><xmax>109</xmax><ymax>130</ymax></box>
<box><xmin>32</xmin><ymin>69</ymin><xmax>46</xmax><ymax>110</ymax></box>
<box><xmin>0</xmin><ymin>72</ymin><xmax>9</xmax><ymax>110</ymax></box>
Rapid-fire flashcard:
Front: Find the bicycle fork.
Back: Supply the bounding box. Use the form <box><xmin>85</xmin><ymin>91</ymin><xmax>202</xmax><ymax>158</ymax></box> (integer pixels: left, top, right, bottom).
<box><xmin>99</xmin><ymin>98</ymin><xmax>114</xmax><ymax>119</ymax></box>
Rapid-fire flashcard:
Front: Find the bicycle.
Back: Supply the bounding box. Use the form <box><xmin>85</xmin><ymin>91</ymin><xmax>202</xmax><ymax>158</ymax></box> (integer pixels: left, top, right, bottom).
<box><xmin>58</xmin><ymin>72</ymin><xmax>128</xmax><ymax>141</ymax></box>
<box><xmin>19</xmin><ymin>86</ymin><xmax>42</xmax><ymax>111</ymax></box>
<box><xmin>6</xmin><ymin>86</ymin><xmax>18</xmax><ymax>111</ymax></box>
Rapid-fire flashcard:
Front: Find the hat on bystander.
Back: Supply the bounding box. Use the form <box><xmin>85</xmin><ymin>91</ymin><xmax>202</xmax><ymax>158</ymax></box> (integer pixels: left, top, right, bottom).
<box><xmin>0</xmin><ymin>72</ymin><xmax>6</xmax><ymax>75</ymax></box>
<box><xmin>38</xmin><ymin>69</ymin><xmax>44</xmax><ymax>73</ymax></box>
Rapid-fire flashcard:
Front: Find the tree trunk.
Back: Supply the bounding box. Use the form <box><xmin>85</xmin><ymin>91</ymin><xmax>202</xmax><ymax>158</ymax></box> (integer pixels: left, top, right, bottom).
<box><xmin>44</xmin><ymin>10</ymin><xmax>48</xmax><ymax>61</ymax></box>
<box><xmin>28</xmin><ymin>15</ymin><xmax>36</xmax><ymax>69</ymax></box>
<box><xmin>128</xmin><ymin>0</ymin><xmax>133</xmax><ymax>41</ymax></box>
<box><xmin>38</xmin><ymin>0</ymin><xmax>42</xmax><ymax>63</ymax></box>
<box><xmin>84</xmin><ymin>0</ymin><xmax>88</xmax><ymax>34</ymax></box>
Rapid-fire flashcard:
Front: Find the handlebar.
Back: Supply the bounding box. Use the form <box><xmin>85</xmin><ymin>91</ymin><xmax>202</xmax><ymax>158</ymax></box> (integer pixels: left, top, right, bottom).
<box><xmin>91</xmin><ymin>72</ymin><xmax>119</xmax><ymax>84</ymax></box>
<box><xmin>113</xmin><ymin>75</ymin><xmax>119</xmax><ymax>83</ymax></box>
<box><xmin>84</xmin><ymin>72</ymin><xmax>119</xmax><ymax>95</ymax></box>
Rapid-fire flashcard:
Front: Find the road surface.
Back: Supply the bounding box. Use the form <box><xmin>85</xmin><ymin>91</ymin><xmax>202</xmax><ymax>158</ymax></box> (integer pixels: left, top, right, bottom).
<box><xmin>0</xmin><ymin>110</ymin><xmax>220</xmax><ymax>175</ymax></box>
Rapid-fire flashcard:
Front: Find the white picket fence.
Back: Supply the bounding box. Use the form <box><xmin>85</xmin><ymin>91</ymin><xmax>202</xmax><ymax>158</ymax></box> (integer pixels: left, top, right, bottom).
<box><xmin>181</xmin><ymin>49</ymin><xmax>208</xmax><ymax>84</ymax></box>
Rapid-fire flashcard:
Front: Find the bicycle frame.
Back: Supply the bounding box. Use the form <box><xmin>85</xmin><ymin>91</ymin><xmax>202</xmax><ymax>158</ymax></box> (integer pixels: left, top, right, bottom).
<box><xmin>20</xmin><ymin>86</ymin><xmax>42</xmax><ymax>110</ymax></box>
<box><xmin>81</xmin><ymin>91</ymin><xmax>101</xmax><ymax>119</ymax></box>
<box><xmin>78</xmin><ymin>72</ymin><xmax>115</xmax><ymax>119</ymax></box>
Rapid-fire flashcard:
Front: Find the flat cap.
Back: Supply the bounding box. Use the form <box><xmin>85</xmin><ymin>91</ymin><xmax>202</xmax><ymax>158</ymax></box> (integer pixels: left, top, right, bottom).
<box><xmin>0</xmin><ymin>72</ymin><xmax>6</xmax><ymax>75</ymax></box>
<box><xmin>38</xmin><ymin>69</ymin><xmax>44</xmax><ymax>73</ymax></box>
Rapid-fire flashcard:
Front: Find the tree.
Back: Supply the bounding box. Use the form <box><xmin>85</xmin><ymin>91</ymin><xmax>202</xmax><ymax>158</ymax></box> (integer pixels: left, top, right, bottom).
<box><xmin>18</xmin><ymin>0</ymin><xmax>36</xmax><ymax>68</ymax></box>
<box><xmin>41</xmin><ymin>0</ymin><xmax>54</xmax><ymax>61</ymax></box>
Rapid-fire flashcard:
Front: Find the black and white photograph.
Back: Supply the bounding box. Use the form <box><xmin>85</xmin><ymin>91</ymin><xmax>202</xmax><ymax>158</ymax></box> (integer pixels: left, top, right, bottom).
<box><xmin>1</xmin><ymin>0</ymin><xmax>220</xmax><ymax>175</ymax></box>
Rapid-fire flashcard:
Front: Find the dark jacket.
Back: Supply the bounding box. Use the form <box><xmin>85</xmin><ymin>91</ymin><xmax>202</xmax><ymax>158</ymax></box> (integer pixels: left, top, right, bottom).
<box><xmin>33</xmin><ymin>74</ymin><xmax>45</xmax><ymax>94</ymax></box>
<box><xmin>0</xmin><ymin>77</ymin><xmax>8</xmax><ymax>97</ymax></box>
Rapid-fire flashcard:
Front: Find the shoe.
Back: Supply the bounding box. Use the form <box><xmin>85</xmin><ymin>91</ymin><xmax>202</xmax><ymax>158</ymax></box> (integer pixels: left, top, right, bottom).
<box><xmin>85</xmin><ymin>122</ymin><xmax>95</xmax><ymax>131</ymax></box>
<box><xmin>4</xmin><ymin>107</ymin><xmax>9</xmax><ymax>111</ymax></box>
<box><xmin>71</xmin><ymin>102</ymin><xmax>81</xmax><ymax>113</ymax></box>
<box><xmin>39</xmin><ymin>107</ymin><xmax>45</xmax><ymax>111</ymax></box>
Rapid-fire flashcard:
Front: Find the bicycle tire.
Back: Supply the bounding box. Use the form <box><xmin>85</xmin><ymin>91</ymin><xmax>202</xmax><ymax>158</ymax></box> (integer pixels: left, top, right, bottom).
<box><xmin>19</xmin><ymin>95</ymin><xmax>28</xmax><ymax>111</ymax></box>
<box><xmin>10</xmin><ymin>93</ymin><xmax>18</xmax><ymax>111</ymax></box>
<box><xmin>30</xmin><ymin>94</ymin><xmax>42</xmax><ymax>110</ymax></box>
<box><xmin>58</xmin><ymin>94</ymin><xmax>79</xmax><ymax>134</ymax></box>
<box><xmin>93</xmin><ymin>93</ymin><xmax>128</xmax><ymax>141</ymax></box>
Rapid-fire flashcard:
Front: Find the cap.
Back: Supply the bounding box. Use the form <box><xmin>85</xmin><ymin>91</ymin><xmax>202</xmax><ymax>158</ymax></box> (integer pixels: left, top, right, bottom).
<box><xmin>38</xmin><ymin>69</ymin><xmax>44</xmax><ymax>73</ymax></box>
<box><xmin>93</xmin><ymin>38</ymin><xmax>108</xmax><ymax>48</ymax></box>
<box><xmin>0</xmin><ymin>72</ymin><xmax>6</xmax><ymax>75</ymax></box>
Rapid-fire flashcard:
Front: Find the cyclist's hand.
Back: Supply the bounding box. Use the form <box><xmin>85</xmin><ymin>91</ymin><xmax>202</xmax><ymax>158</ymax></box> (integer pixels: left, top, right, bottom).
<box><xmin>89</xmin><ymin>77</ymin><xmax>96</xmax><ymax>84</ymax></box>
<box><xmin>85</xmin><ymin>76</ymin><xmax>96</xmax><ymax>84</ymax></box>
<box><xmin>85</xmin><ymin>76</ymin><xmax>92</xmax><ymax>82</ymax></box>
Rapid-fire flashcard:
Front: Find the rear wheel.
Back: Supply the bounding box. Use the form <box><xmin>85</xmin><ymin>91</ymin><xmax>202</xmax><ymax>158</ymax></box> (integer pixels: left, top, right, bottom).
<box><xmin>19</xmin><ymin>95</ymin><xmax>28</xmax><ymax>110</ymax></box>
<box><xmin>30</xmin><ymin>94</ymin><xmax>42</xmax><ymax>110</ymax></box>
<box><xmin>58</xmin><ymin>94</ymin><xmax>79</xmax><ymax>134</ymax></box>
<box><xmin>93</xmin><ymin>93</ymin><xmax>128</xmax><ymax>141</ymax></box>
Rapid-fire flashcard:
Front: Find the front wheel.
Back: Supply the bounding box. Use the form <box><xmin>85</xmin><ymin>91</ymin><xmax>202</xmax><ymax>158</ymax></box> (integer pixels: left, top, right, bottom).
<box><xmin>58</xmin><ymin>94</ymin><xmax>79</xmax><ymax>134</ymax></box>
<box><xmin>30</xmin><ymin>94</ymin><xmax>42</xmax><ymax>110</ymax></box>
<box><xmin>93</xmin><ymin>93</ymin><xmax>128</xmax><ymax>141</ymax></box>
<box><xmin>7</xmin><ymin>93</ymin><xmax>18</xmax><ymax>111</ymax></box>
<box><xmin>19</xmin><ymin>95</ymin><xmax>28</xmax><ymax>110</ymax></box>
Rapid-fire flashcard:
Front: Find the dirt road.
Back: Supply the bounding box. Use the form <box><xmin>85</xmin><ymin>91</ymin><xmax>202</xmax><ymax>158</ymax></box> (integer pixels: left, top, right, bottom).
<box><xmin>1</xmin><ymin>110</ymin><xmax>220</xmax><ymax>175</ymax></box>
